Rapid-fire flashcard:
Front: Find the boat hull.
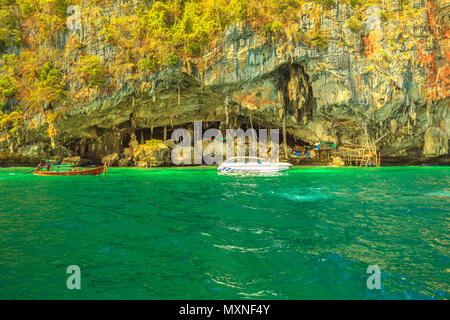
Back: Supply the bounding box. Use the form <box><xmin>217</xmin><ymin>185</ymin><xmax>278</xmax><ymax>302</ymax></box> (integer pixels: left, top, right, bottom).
<box><xmin>218</xmin><ymin>163</ymin><xmax>292</xmax><ymax>173</ymax></box>
<box><xmin>34</xmin><ymin>165</ymin><xmax>105</xmax><ymax>176</ymax></box>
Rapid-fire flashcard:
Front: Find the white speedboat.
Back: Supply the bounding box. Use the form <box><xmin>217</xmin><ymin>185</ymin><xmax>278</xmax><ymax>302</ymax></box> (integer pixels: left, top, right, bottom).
<box><xmin>217</xmin><ymin>157</ymin><xmax>293</xmax><ymax>174</ymax></box>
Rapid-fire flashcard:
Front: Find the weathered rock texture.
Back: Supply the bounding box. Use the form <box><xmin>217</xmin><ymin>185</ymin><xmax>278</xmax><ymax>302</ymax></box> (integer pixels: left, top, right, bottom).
<box><xmin>0</xmin><ymin>0</ymin><xmax>448</xmax><ymax>166</ymax></box>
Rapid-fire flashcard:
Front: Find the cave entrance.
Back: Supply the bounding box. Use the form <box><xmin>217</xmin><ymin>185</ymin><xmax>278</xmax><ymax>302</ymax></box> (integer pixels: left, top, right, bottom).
<box><xmin>289</xmin><ymin>134</ymin><xmax>311</xmax><ymax>149</ymax></box>
<box><xmin>136</xmin><ymin>126</ymin><xmax>177</xmax><ymax>143</ymax></box>
<box><xmin>276</xmin><ymin>130</ymin><xmax>312</xmax><ymax>157</ymax></box>
<box><xmin>122</xmin><ymin>133</ymin><xmax>131</xmax><ymax>149</ymax></box>
<box><xmin>275</xmin><ymin>62</ymin><xmax>314</xmax><ymax>123</ymax></box>
<box><xmin>136</xmin><ymin>128</ymin><xmax>151</xmax><ymax>144</ymax></box>
<box><xmin>151</xmin><ymin>127</ymin><xmax>166</xmax><ymax>141</ymax></box>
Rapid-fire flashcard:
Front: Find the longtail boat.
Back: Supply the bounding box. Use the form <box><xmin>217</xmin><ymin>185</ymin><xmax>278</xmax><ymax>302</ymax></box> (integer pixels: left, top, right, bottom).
<box><xmin>34</xmin><ymin>159</ymin><xmax>109</xmax><ymax>176</ymax></box>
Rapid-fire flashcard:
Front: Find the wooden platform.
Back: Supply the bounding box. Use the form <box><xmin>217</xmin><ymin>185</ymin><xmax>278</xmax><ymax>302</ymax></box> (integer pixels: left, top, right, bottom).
<box><xmin>334</xmin><ymin>145</ymin><xmax>381</xmax><ymax>167</ymax></box>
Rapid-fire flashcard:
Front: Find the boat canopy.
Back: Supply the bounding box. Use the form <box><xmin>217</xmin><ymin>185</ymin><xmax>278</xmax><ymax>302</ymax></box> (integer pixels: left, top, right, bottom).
<box><xmin>222</xmin><ymin>157</ymin><xmax>266</xmax><ymax>164</ymax></box>
<box><xmin>40</xmin><ymin>159</ymin><xmax>75</xmax><ymax>167</ymax></box>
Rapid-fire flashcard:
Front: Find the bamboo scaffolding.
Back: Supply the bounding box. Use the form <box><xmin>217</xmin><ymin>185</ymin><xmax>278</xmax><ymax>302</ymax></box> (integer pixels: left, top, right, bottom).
<box><xmin>334</xmin><ymin>145</ymin><xmax>380</xmax><ymax>167</ymax></box>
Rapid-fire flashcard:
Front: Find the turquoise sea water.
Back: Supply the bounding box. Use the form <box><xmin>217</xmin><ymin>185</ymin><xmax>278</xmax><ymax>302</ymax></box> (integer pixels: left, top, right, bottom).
<box><xmin>0</xmin><ymin>166</ymin><xmax>449</xmax><ymax>300</ymax></box>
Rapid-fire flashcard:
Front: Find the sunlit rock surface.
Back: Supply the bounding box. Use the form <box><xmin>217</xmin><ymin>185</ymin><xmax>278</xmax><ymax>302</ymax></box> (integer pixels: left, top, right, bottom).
<box><xmin>0</xmin><ymin>0</ymin><xmax>448</xmax><ymax>165</ymax></box>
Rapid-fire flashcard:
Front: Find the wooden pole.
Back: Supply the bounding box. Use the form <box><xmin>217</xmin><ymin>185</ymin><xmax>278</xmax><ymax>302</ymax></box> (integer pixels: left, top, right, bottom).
<box><xmin>282</xmin><ymin>114</ymin><xmax>288</xmax><ymax>158</ymax></box>
<box><xmin>249</xmin><ymin>112</ymin><xmax>257</xmax><ymax>143</ymax></box>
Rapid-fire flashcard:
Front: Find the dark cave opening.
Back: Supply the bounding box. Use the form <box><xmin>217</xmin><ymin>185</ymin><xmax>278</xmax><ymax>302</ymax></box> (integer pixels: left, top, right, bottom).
<box><xmin>135</xmin><ymin>125</ymin><xmax>178</xmax><ymax>143</ymax></box>
<box><xmin>274</xmin><ymin>62</ymin><xmax>315</xmax><ymax>123</ymax></box>
<box><xmin>122</xmin><ymin>133</ymin><xmax>131</xmax><ymax>148</ymax></box>
<box><xmin>135</xmin><ymin>128</ymin><xmax>151</xmax><ymax>143</ymax></box>
<box><xmin>236</xmin><ymin>116</ymin><xmax>312</xmax><ymax>152</ymax></box>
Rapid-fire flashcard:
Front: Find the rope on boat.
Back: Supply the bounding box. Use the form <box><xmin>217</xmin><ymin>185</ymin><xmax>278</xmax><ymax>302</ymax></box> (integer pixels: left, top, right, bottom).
<box><xmin>103</xmin><ymin>160</ymin><xmax>110</xmax><ymax>176</ymax></box>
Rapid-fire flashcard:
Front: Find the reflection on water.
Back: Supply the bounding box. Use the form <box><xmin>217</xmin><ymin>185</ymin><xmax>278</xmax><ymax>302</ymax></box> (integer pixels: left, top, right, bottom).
<box><xmin>276</xmin><ymin>188</ymin><xmax>333</xmax><ymax>202</ymax></box>
<box><xmin>426</xmin><ymin>189</ymin><xmax>450</xmax><ymax>198</ymax></box>
<box><xmin>0</xmin><ymin>166</ymin><xmax>448</xmax><ymax>299</ymax></box>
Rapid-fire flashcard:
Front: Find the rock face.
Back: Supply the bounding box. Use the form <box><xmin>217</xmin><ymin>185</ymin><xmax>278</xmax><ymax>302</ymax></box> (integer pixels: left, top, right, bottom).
<box><xmin>423</xmin><ymin>127</ymin><xmax>449</xmax><ymax>157</ymax></box>
<box><xmin>61</xmin><ymin>156</ymin><xmax>81</xmax><ymax>166</ymax></box>
<box><xmin>117</xmin><ymin>157</ymin><xmax>131</xmax><ymax>167</ymax></box>
<box><xmin>0</xmin><ymin>1</ymin><xmax>448</xmax><ymax>166</ymax></box>
<box><xmin>330</xmin><ymin>156</ymin><xmax>345</xmax><ymax>166</ymax></box>
<box><xmin>133</xmin><ymin>141</ymin><xmax>171</xmax><ymax>167</ymax></box>
<box><xmin>101</xmin><ymin>153</ymin><xmax>119</xmax><ymax>166</ymax></box>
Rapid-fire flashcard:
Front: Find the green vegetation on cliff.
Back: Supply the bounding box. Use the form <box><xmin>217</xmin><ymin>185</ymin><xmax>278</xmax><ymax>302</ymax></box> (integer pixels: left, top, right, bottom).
<box><xmin>0</xmin><ymin>0</ymin><xmax>447</xmax><ymax>166</ymax></box>
<box><xmin>0</xmin><ymin>0</ymin><xmax>440</xmax><ymax>126</ymax></box>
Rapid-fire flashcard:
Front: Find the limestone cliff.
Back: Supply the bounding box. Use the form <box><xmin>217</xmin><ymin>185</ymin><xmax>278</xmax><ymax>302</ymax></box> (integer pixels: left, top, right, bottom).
<box><xmin>0</xmin><ymin>0</ymin><xmax>448</xmax><ymax>166</ymax></box>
